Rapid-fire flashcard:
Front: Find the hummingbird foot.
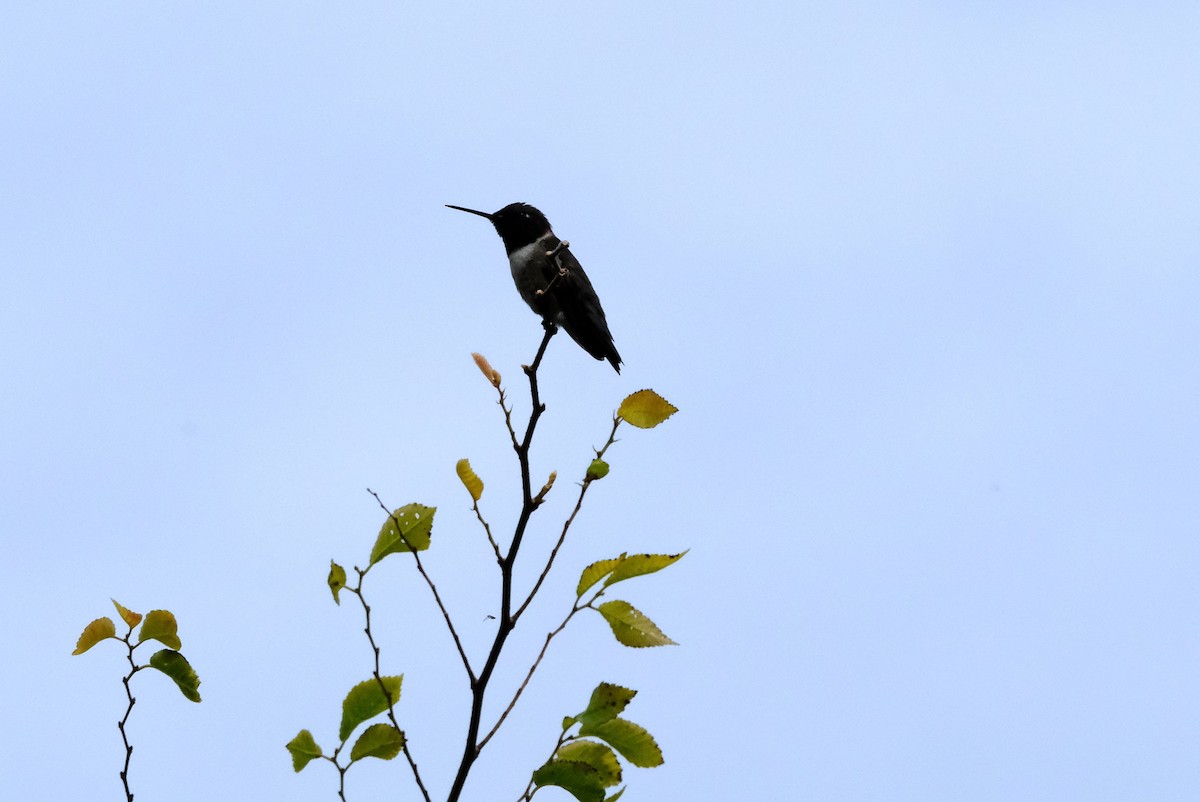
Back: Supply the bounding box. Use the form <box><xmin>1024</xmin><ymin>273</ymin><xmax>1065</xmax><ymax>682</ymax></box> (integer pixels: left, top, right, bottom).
<box><xmin>535</xmin><ymin>258</ymin><xmax>572</xmax><ymax>298</ymax></box>
<box><xmin>535</xmin><ymin>239</ymin><xmax>573</xmax><ymax>297</ymax></box>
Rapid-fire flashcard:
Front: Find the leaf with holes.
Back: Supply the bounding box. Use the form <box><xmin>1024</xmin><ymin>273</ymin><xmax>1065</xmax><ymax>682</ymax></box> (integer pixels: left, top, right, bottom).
<box><xmin>571</xmin><ymin>683</ymin><xmax>637</xmax><ymax>729</ymax></box>
<box><xmin>370</xmin><ymin>503</ymin><xmax>435</xmax><ymax>564</ymax></box>
<box><xmin>579</xmin><ymin>717</ymin><xmax>663</xmax><ymax>768</ymax></box>
<box><xmin>328</xmin><ymin>561</ymin><xmax>346</xmax><ymax>604</ymax></box>
<box><xmin>596</xmin><ymin>601</ymin><xmax>676</xmax><ymax>648</ymax></box>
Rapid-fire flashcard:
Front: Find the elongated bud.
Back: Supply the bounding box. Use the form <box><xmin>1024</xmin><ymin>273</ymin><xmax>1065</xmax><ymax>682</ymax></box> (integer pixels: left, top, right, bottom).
<box><xmin>471</xmin><ymin>352</ymin><xmax>502</xmax><ymax>387</ymax></box>
<box><xmin>456</xmin><ymin>458</ymin><xmax>484</xmax><ymax>501</ymax></box>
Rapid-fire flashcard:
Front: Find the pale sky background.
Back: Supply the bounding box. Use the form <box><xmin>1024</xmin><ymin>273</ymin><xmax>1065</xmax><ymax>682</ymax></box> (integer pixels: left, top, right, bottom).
<box><xmin>4</xmin><ymin>3</ymin><xmax>1200</xmax><ymax>801</ymax></box>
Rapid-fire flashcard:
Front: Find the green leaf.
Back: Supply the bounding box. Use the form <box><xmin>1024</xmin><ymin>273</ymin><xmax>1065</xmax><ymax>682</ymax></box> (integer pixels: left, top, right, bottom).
<box><xmin>604</xmin><ymin>552</ymin><xmax>687</xmax><ymax>589</ymax></box>
<box><xmin>577</xmin><ymin>557</ymin><xmax>623</xmax><ymax>597</ymax></box>
<box><xmin>286</xmin><ymin>729</ymin><xmax>323</xmax><ymax>772</ymax></box>
<box><xmin>596</xmin><ymin>601</ymin><xmax>676</xmax><ymax>648</ymax></box>
<box><xmin>370</xmin><ymin>503</ymin><xmax>436</xmax><ymax>564</ymax></box>
<box><xmin>532</xmin><ymin>759</ymin><xmax>606</xmax><ymax>802</ymax></box>
<box><xmin>586</xmin><ymin>459</ymin><xmax>609</xmax><ymax>480</ymax></box>
<box><xmin>339</xmin><ymin>676</ymin><xmax>403</xmax><ymax>742</ymax></box>
<box><xmin>328</xmin><ymin>561</ymin><xmax>347</xmax><ymax>605</ymax></box>
<box><xmin>579</xmin><ymin>717</ymin><xmax>663</xmax><ymax>768</ymax></box>
<box><xmin>139</xmin><ymin>609</ymin><xmax>181</xmax><ymax>650</ymax></box>
<box><xmin>148</xmin><ymin>649</ymin><xmax>202</xmax><ymax>702</ymax></box>
<box><xmin>111</xmin><ymin>599</ymin><xmax>142</xmax><ymax>628</ymax></box>
<box><xmin>577</xmin><ymin>553</ymin><xmax>686</xmax><ymax>598</ymax></box>
<box><xmin>72</xmin><ymin>617</ymin><xmax>116</xmax><ymax>655</ymax></box>
<box><xmin>456</xmin><ymin>459</ymin><xmax>484</xmax><ymax>501</ymax></box>
<box><xmin>557</xmin><ymin>740</ymin><xmax>622</xmax><ymax>787</ymax></box>
<box><xmin>350</xmin><ymin>722</ymin><xmax>405</xmax><ymax>762</ymax></box>
<box><xmin>574</xmin><ymin>683</ymin><xmax>637</xmax><ymax>729</ymax></box>
<box><xmin>617</xmin><ymin>390</ymin><xmax>678</xmax><ymax>429</ymax></box>
<box><xmin>606</xmin><ymin>788</ymin><xmax>625</xmax><ymax>802</ymax></box>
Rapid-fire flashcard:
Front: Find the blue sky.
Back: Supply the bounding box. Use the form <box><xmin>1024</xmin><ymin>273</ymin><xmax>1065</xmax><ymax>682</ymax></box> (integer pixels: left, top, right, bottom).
<box><xmin>3</xmin><ymin>3</ymin><xmax>1199</xmax><ymax>800</ymax></box>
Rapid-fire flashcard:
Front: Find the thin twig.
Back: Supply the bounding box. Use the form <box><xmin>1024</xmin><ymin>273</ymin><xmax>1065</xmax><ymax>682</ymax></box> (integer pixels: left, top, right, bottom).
<box><xmin>117</xmin><ymin>629</ymin><xmax>139</xmax><ymax>802</ymax></box>
<box><xmin>367</xmin><ymin>488</ymin><xmax>475</xmax><ymax>682</ymax></box>
<box><xmin>517</xmin><ymin>727</ymin><xmax>574</xmax><ymax>802</ymax></box>
<box><xmin>478</xmin><ymin>598</ymin><xmax>584</xmax><ymax>750</ymax></box>
<box><xmin>498</xmin><ymin>386</ymin><xmax>520</xmax><ymax>453</ymax></box>
<box><xmin>319</xmin><ymin>750</ymin><xmax>348</xmax><ymax>801</ymax></box>
<box><xmin>472</xmin><ymin>498</ymin><xmax>503</xmax><ymax>563</ymax></box>
<box><xmin>514</xmin><ymin>415</ymin><xmax>622</xmax><ymax>622</ymax></box>
<box><xmin>349</xmin><ymin>573</ymin><xmax>432</xmax><ymax>802</ymax></box>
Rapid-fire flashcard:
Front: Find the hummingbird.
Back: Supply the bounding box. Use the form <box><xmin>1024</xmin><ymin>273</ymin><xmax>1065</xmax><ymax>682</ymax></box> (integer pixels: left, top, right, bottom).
<box><xmin>446</xmin><ymin>202</ymin><xmax>622</xmax><ymax>373</ymax></box>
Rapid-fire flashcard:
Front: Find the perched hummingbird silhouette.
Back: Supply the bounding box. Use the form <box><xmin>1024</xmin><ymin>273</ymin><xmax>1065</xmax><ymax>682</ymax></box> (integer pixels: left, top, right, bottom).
<box><xmin>446</xmin><ymin>202</ymin><xmax>622</xmax><ymax>373</ymax></box>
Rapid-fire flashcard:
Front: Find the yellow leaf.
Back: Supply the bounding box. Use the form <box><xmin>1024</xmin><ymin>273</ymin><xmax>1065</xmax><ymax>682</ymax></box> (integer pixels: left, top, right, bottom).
<box><xmin>111</xmin><ymin>599</ymin><xmax>142</xmax><ymax>628</ymax></box>
<box><xmin>577</xmin><ymin>556</ymin><xmax>624</xmax><ymax>597</ymax></box>
<box><xmin>617</xmin><ymin>390</ymin><xmax>678</xmax><ymax>429</ymax></box>
<box><xmin>72</xmin><ymin>617</ymin><xmax>116</xmax><ymax>655</ymax></box>
<box><xmin>596</xmin><ymin>600</ymin><xmax>676</xmax><ymax>648</ymax></box>
<box><xmin>328</xmin><ymin>561</ymin><xmax>347</xmax><ymax>605</ymax></box>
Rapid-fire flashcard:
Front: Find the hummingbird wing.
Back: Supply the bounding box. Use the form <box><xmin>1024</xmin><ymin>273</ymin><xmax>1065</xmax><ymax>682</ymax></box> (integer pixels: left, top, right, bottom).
<box><xmin>548</xmin><ymin>245</ymin><xmax>622</xmax><ymax>372</ymax></box>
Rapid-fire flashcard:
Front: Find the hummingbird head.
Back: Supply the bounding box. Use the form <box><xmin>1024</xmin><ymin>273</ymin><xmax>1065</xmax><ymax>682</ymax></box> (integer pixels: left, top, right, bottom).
<box><xmin>446</xmin><ymin>202</ymin><xmax>552</xmax><ymax>254</ymax></box>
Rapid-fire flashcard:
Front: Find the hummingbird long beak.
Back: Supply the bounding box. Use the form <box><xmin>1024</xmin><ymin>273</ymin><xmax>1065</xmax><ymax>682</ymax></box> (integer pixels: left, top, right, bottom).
<box><xmin>445</xmin><ymin>204</ymin><xmax>493</xmax><ymax>220</ymax></box>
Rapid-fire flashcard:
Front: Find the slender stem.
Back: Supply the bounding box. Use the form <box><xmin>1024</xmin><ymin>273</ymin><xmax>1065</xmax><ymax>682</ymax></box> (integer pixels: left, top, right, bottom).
<box><xmin>117</xmin><ymin>631</ymin><xmax>139</xmax><ymax>802</ymax></box>
<box><xmin>515</xmin><ymin>416</ymin><xmax>621</xmax><ymax>622</ymax></box>
<box><xmin>319</xmin><ymin>752</ymin><xmax>348</xmax><ymax>801</ymax></box>
<box><xmin>349</xmin><ymin>573</ymin><xmax>432</xmax><ymax>802</ymax></box>
<box><xmin>446</xmin><ymin>325</ymin><xmax>556</xmax><ymax>802</ymax></box>
<box><xmin>471</xmin><ymin>498</ymin><xmax>503</xmax><ymax>564</ymax></box>
<box><xmin>517</xmin><ymin>728</ymin><xmax>573</xmax><ymax>802</ymax></box>
<box><xmin>498</xmin><ymin>386</ymin><xmax>520</xmax><ymax>453</ymax></box>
